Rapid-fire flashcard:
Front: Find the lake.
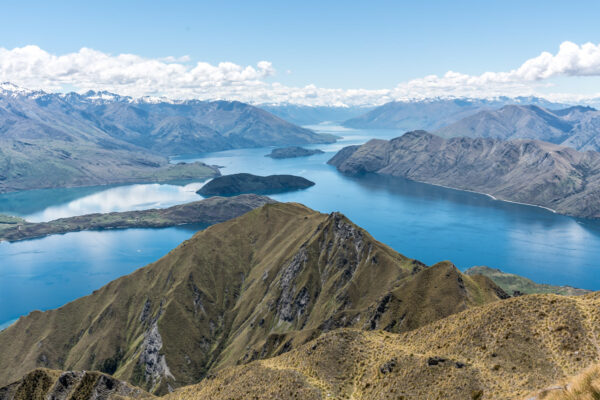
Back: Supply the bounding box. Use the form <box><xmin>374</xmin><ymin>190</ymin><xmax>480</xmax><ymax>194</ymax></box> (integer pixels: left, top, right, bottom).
<box><xmin>2</xmin><ymin>124</ymin><xmax>600</xmax><ymax>329</ymax></box>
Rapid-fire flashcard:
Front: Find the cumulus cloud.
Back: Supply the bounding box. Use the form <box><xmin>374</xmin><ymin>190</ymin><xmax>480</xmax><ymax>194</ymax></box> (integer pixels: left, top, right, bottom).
<box><xmin>0</xmin><ymin>45</ymin><xmax>274</xmax><ymax>97</ymax></box>
<box><xmin>1</xmin><ymin>42</ymin><xmax>600</xmax><ymax>106</ymax></box>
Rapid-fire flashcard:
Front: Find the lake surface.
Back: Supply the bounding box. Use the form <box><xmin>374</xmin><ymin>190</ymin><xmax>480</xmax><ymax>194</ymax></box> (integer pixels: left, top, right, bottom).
<box><xmin>2</xmin><ymin>123</ymin><xmax>600</xmax><ymax>328</ymax></box>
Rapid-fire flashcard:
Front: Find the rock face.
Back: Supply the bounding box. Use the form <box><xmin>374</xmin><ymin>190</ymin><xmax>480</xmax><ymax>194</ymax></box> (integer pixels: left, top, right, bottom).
<box><xmin>436</xmin><ymin>104</ymin><xmax>600</xmax><ymax>152</ymax></box>
<box><xmin>0</xmin><ymin>368</ymin><xmax>149</xmax><ymax>400</ymax></box>
<box><xmin>0</xmin><ymin>203</ymin><xmax>507</xmax><ymax>395</ymax></box>
<box><xmin>197</xmin><ymin>173</ymin><xmax>315</xmax><ymax>196</ymax></box>
<box><xmin>0</xmin><ymin>194</ymin><xmax>275</xmax><ymax>242</ymax></box>
<box><xmin>265</xmin><ymin>146</ymin><xmax>324</xmax><ymax>159</ymax></box>
<box><xmin>329</xmin><ymin>130</ymin><xmax>600</xmax><ymax>218</ymax></box>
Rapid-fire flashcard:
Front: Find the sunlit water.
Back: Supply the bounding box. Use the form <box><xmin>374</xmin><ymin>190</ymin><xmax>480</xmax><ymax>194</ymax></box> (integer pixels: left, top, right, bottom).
<box><xmin>2</xmin><ymin>123</ymin><xmax>600</xmax><ymax>328</ymax></box>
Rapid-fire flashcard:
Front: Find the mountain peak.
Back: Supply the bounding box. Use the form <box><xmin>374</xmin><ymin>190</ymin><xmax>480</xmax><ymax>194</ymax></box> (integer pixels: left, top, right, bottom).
<box><xmin>0</xmin><ymin>82</ymin><xmax>38</xmax><ymax>96</ymax></box>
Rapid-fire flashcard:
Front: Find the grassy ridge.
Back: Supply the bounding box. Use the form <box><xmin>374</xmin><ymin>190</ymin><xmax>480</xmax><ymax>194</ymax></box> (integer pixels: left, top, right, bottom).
<box><xmin>465</xmin><ymin>266</ymin><xmax>590</xmax><ymax>296</ymax></box>
<box><xmin>166</xmin><ymin>293</ymin><xmax>600</xmax><ymax>400</ymax></box>
<box><xmin>0</xmin><ymin>202</ymin><xmax>507</xmax><ymax>395</ymax></box>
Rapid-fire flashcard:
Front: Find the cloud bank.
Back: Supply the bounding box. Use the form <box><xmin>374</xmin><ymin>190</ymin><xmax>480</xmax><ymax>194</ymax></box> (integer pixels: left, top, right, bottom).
<box><xmin>1</xmin><ymin>42</ymin><xmax>600</xmax><ymax>106</ymax></box>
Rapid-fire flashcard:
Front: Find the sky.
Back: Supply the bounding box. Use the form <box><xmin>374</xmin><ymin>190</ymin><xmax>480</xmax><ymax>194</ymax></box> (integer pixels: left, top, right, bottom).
<box><xmin>1</xmin><ymin>0</ymin><xmax>600</xmax><ymax>105</ymax></box>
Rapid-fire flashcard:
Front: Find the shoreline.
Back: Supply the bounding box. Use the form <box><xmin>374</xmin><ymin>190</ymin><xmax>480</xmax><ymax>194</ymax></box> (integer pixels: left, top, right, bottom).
<box><xmin>403</xmin><ymin>178</ymin><xmax>558</xmax><ymax>214</ymax></box>
<box><xmin>0</xmin><ymin>195</ymin><xmax>274</xmax><ymax>243</ymax></box>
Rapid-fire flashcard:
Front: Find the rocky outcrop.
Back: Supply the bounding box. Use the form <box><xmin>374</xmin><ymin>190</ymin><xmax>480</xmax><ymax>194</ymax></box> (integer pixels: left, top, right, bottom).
<box><xmin>329</xmin><ymin>130</ymin><xmax>600</xmax><ymax>218</ymax></box>
<box><xmin>139</xmin><ymin>323</ymin><xmax>174</xmax><ymax>390</ymax></box>
<box><xmin>0</xmin><ymin>369</ymin><xmax>149</xmax><ymax>400</ymax></box>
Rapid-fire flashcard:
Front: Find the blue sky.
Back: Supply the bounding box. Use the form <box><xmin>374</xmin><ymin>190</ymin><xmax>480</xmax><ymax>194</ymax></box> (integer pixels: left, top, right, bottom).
<box><xmin>1</xmin><ymin>0</ymin><xmax>600</xmax><ymax>104</ymax></box>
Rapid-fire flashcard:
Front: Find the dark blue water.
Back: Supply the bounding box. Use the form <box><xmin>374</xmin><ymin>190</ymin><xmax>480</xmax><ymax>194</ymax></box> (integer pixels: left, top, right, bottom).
<box><xmin>2</xmin><ymin>124</ymin><xmax>600</xmax><ymax>329</ymax></box>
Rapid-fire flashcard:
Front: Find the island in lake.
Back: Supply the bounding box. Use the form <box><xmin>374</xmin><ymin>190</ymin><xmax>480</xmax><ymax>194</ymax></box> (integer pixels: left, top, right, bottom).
<box><xmin>0</xmin><ymin>194</ymin><xmax>274</xmax><ymax>242</ymax></box>
<box><xmin>265</xmin><ymin>146</ymin><xmax>324</xmax><ymax>159</ymax></box>
<box><xmin>197</xmin><ymin>173</ymin><xmax>315</xmax><ymax>196</ymax></box>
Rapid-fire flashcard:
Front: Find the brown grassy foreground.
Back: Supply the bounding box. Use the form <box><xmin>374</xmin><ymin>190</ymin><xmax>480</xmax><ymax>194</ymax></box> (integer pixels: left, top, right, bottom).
<box><xmin>164</xmin><ymin>293</ymin><xmax>600</xmax><ymax>400</ymax></box>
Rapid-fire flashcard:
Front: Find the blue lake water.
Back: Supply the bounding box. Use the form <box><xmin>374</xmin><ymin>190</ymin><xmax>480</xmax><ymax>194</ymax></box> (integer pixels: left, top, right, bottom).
<box><xmin>2</xmin><ymin>124</ymin><xmax>600</xmax><ymax>328</ymax></box>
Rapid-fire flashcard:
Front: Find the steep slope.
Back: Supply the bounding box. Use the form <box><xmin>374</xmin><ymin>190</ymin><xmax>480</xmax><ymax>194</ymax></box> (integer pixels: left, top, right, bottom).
<box><xmin>436</xmin><ymin>104</ymin><xmax>600</xmax><ymax>152</ymax></box>
<box><xmin>0</xmin><ymin>369</ymin><xmax>150</xmax><ymax>400</ymax></box>
<box><xmin>329</xmin><ymin>131</ymin><xmax>600</xmax><ymax>218</ymax></box>
<box><xmin>0</xmin><ymin>202</ymin><xmax>507</xmax><ymax>394</ymax></box>
<box><xmin>164</xmin><ymin>293</ymin><xmax>600</xmax><ymax>400</ymax></box>
<box><xmin>343</xmin><ymin>97</ymin><xmax>567</xmax><ymax>130</ymax></box>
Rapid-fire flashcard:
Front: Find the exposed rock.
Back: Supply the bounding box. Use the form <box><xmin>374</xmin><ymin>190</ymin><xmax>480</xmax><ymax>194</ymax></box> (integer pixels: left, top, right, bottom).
<box><xmin>139</xmin><ymin>322</ymin><xmax>174</xmax><ymax>388</ymax></box>
<box><xmin>0</xmin><ymin>369</ymin><xmax>148</xmax><ymax>400</ymax></box>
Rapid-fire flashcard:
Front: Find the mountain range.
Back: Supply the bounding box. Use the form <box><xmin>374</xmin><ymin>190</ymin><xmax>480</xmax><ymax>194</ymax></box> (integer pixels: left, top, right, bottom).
<box><xmin>0</xmin><ymin>202</ymin><xmax>598</xmax><ymax>399</ymax></box>
<box><xmin>436</xmin><ymin>104</ymin><xmax>600</xmax><ymax>152</ymax></box>
<box><xmin>342</xmin><ymin>97</ymin><xmax>569</xmax><ymax>131</ymax></box>
<box><xmin>260</xmin><ymin>104</ymin><xmax>372</xmax><ymax>125</ymax></box>
<box><xmin>328</xmin><ymin>130</ymin><xmax>600</xmax><ymax>218</ymax></box>
<box><xmin>0</xmin><ymin>83</ymin><xmax>335</xmax><ymax>192</ymax></box>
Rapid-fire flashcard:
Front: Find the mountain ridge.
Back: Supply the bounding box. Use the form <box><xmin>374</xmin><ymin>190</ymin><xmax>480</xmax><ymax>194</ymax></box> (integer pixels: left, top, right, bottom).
<box><xmin>328</xmin><ymin>130</ymin><xmax>600</xmax><ymax>218</ymax></box>
<box><xmin>436</xmin><ymin>104</ymin><xmax>600</xmax><ymax>152</ymax></box>
<box><xmin>0</xmin><ymin>202</ymin><xmax>507</xmax><ymax>394</ymax></box>
<box><xmin>0</xmin><ymin>83</ymin><xmax>335</xmax><ymax>192</ymax></box>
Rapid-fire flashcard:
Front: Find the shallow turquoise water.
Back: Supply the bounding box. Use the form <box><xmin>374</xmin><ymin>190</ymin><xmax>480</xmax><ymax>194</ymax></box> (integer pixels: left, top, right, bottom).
<box><xmin>1</xmin><ymin>124</ymin><xmax>600</xmax><ymax>328</ymax></box>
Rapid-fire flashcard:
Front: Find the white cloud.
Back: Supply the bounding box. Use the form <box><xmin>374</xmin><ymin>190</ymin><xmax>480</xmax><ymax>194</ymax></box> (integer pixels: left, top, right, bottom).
<box><xmin>0</xmin><ymin>45</ymin><xmax>274</xmax><ymax>97</ymax></box>
<box><xmin>1</xmin><ymin>42</ymin><xmax>600</xmax><ymax>106</ymax></box>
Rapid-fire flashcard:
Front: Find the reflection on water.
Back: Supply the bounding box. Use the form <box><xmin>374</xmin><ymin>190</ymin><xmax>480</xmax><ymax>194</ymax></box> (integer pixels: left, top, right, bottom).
<box><xmin>2</xmin><ymin>124</ymin><xmax>600</xmax><ymax>327</ymax></box>
<box><xmin>2</xmin><ymin>182</ymin><xmax>208</xmax><ymax>222</ymax></box>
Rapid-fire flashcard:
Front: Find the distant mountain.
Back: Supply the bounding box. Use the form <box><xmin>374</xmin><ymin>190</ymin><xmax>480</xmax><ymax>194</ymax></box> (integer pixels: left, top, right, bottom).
<box><xmin>0</xmin><ymin>83</ymin><xmax>336</xmax><ymax>192</ymax></box>
<box><xmin>0</xmin><ymin>202</ymin><xmax>507</xmax><ymax>394</ymax></box>
<box><xmin>261</xmin><ymin>104</ymin><xmax>372</xmax><ymax>125</ymax></box>
<box><xmin>436</xmin><ymin>104</ymin><xmax>600</xmax><ymax>151</ymax></box>
<box><xmin>342</xmin><ymin>97</ymin><xmax>569</xmax><ymax>130</ymax></box>
<box><xmin>0</xmin><ymin>83</ymin><xmax>337</xmax><ymax>152</ymax></box>
<box><xmin>329</xmin><ymin>131</ymin><xmax>600</xmax><ymax>218</ymax></box>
